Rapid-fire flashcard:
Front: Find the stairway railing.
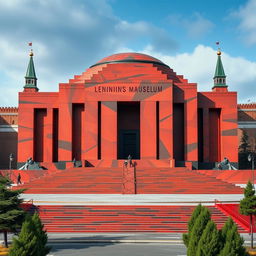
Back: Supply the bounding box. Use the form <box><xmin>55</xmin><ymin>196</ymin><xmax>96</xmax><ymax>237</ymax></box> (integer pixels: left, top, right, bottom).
<box><xmin>122</xmin><ymin>162</ymin><xmax>136</xmax><ymax>194</ymax></box>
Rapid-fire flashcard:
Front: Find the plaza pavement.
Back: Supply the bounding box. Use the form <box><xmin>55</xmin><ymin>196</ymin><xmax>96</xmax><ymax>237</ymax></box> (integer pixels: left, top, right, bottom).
<box><xmin>21</xmin><ymin>193</ymin><xmax>243</xmax><ymax>205</ymax></box>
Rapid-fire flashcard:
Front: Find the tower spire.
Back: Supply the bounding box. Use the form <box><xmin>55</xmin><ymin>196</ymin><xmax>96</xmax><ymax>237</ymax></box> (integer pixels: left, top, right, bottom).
<box><xmin>212</xmin><ymin>47</ymin><xmax>228</xmax><ymax>92</ymax></box>
<box><xmin>24</xmin><ymin>47</ymin><xmax>38</xmax><ymax>92</ymax></box>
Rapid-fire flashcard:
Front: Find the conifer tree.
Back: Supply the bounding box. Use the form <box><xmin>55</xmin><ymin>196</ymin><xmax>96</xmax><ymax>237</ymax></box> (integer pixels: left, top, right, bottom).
<box><xmin>9</xmin><ymin>217</ymin><xmax>38</xmax><ymax>256</ymax></box>
<box><xmin>221</xmin><ymin>216</ymin><xmax>234</xmax><ymax>239</ymax></box>
<box><xmin>219</xmin><ymin>217</ymin><xmax>234</xmax><ymax>251</ymax></box>
<box><xmin>196</xmin><ymin>220</ymin><xmax>220</xmax><ymax>256</ymax></box>
<box><xmin>239</xmin><ymin>130</ymin><xmax>251</xmax><ymax>169</ymax></box>
<box><xmin>187</xmin><ymin>206</ymin><xmax>211</xmax><ymax>256</ymax></box>
<box><xmin>32</xmin><ymin>213</ymin><xmax>51</xmax><ymax>256</ymax></box>
<box><xmin>0</xmin><ymin>175</ymin><xmax>26</xmax><ymax>248</ymax></box>
<box><xmin>219</xmin><ymin>218</ymin><xmax>247</xmax><ymax>256</ymax></box>
<box><xmin>240</xmin><ymin>180</ymin><xmax>256</xmax><ymax>248</ymax></box>
<box><xmin>239</xmin><ymin>130</ymin><xmax>250</xmax><ymax>153</ymax></box>
<box><xmin>183</xmin><ymin>204</ymin><xmax>202</xmax><ymax>247</ymax></box>
<box><xmin>9</xmin><ymin>213</ymin><xmax>51</xmax><ymax>256</ymax></box>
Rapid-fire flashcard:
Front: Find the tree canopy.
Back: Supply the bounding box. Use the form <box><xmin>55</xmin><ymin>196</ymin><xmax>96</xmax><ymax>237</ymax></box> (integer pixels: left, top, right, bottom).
<box><xmin>0</xmin><ymin>175</ymin><xmax>26</xmax><ymax>247</ymax></box>
<box><xmin>9</xmin><ymin>213</ymin><xmax>51</xmax><ymax>256</ymax></box>
<box><xmin>184</xmin><ymin>205</ymin><xmax>247</xmax><ymax>255</ymax></box>
<box><xmin>240</xmin><ymin>180</ymin><xmax>256</xmax><ymax>248</ymax></box>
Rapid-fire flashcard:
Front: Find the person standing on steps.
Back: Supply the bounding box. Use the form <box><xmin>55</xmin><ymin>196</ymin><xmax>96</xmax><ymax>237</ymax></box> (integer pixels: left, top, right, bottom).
<box><xmin>17</xmin><ymin>173</ymin><xmax>22</xmax><ymax>185</ymax></box>
<box><xmin>73</xmin><ymin>158</ymin><xmax>76</xmax><ymax>168</ymax></box>
<box><xmin>128</xmin><ymin>154</ymin><xmax>132</xmax><ymax>167</ymax></box>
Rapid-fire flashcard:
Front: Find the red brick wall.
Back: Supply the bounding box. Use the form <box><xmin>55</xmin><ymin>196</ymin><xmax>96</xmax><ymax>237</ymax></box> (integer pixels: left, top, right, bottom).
<box><xmin>238</xmin><ymin>104</ymin><xmax>256</xmax><ymax>151</ymax></box>
<box><xmin>0</xmin><ymin>107</ymin><xmax>18</xmax><ymax>169</ymax></box>
<box><xmin>0</xmin><ymin>107</ymin><xmax>18</xmax><ymax>125</ymax></box>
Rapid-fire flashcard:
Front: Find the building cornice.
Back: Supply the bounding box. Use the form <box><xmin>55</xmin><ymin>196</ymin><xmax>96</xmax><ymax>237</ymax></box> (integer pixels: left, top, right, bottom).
<box><xmin>0</xmin><ymin>107</ymin><xmax>18</xmax><ymax>113</ymax></box>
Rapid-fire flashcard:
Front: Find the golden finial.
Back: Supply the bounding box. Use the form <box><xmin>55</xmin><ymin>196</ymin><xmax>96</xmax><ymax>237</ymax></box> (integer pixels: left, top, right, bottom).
<box><xmin>28</xmin><ymin>42</ymin><xmax>33</xmax><ymax>56</ymax></box>
<box><xmin>216</xmin><ymin>42</ymin><xmax>221</xmax><ymax>55</ymax></box>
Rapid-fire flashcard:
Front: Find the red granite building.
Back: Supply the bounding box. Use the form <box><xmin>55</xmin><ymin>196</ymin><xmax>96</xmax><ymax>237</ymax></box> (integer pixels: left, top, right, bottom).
<box><xmin>0</xmin><ymin>50</ymin><xmax>255</xmax><ymax>169</ymax></box>
<box><xmin>7</xmin><ymin>49</ymin><xmax>242</xmax><ymax>170</ymax></box>
<box><xmin>1</xmin><ymin>50</ymin><xmax>255</xmax><ymax>236</ymax></box>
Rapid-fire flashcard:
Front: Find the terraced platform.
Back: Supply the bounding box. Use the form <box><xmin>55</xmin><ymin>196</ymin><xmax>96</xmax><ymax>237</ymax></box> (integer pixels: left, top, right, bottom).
<box><xmin>23</xmin><ymin>204</ymin><xmax>246</xmax><ymax>233</ymax></box>
<box><xmin>197</xmin><ymin>170</ymin><xmax>256</xmax><ymax>186</ymax></box>
<box><xmin>135</xmin><ymin>168</ymin><xmax>243</xmax><ymax>194</ymax></box>
<box><xmin>13</xmin><ymin>167</ymin><xmax>247</xmax><ymax>233</ymax></box>
<box><xmin>15</xmin><ymin>167</ymin><xmax>243</xmax><ymax>194</ymax></box>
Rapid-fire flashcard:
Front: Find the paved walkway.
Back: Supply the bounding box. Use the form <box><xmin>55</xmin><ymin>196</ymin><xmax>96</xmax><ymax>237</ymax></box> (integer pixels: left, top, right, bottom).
<box><xmin>47</xmin><ymin>232</ymin><xmax>184</xmax><ymax>243</ymax></box>
<box><xmin>2</xmin><ymin>232</ymin><xmax>252</xmax><ymax>245</ymax></box>
<box><xmin>21</xmin><ymin>193</ymin><xmax>243</xmax><ymax>205</ymax></box>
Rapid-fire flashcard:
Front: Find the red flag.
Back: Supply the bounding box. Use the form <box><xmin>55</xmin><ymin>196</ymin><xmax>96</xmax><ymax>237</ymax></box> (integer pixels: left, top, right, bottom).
<box><xmin>216</xmin><ymin>41</ymin><xmax>219</xmax><ymax>45</ymax></box>
<box><xmin>28</xmin><ymin>42</ymin><xmax>32</xmax><ymax>46</ymax></box>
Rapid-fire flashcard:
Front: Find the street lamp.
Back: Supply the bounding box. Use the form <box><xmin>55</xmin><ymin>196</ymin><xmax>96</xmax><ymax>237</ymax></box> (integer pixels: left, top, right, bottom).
<box><xmin>248</xmin><ymin>153</ymin><xmax>255</xmax><ymax>189</ymax></box>
<box><xmin>248</xmin><ymin>152</ymin><xmax>255</xmax><ymax>246</ymax></box>
<box><xmin>9</xmin><ymin>153</ymin><xmax>14</xmax><ymax>170</ymax></box>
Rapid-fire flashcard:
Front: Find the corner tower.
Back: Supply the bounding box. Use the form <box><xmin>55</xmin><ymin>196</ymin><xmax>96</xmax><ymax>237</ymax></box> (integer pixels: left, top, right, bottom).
<box><xmin>24</xmin><ymin>50</ymin><xmax>38</xmax><ymax>92</ymax></box>
<box><xmin>212</xmin><ymin>49</ymin><xmax>228</xmax><ymax>92</ymax></box>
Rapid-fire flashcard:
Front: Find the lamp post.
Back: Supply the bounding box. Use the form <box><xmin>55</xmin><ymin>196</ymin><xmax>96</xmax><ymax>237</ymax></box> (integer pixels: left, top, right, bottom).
<box><xmin>9</xmin><ymin>153</ymin><xmax>14</xmax><ymax>170</ymax></box>
<box><xmin>248</xmin><ymin>153</ymin><xmax>255</xmax><ymax>188</ymax></box>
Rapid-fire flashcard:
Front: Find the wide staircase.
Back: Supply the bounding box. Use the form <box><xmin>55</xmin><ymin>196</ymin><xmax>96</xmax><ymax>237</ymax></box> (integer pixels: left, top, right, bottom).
<box><xmin>15</xmin><ymin>167</ymin><xmax>243</xmax><ymax>194</ymax></box>
<box><xmin>23</xmin><ymin>204</ymin><xmax>246</xmax><ymax>233</ymax></box>
<box><xmin>136</xmin><ymin>167</ymin><xmax>243</xmax><ymax>194</ymax></box>
<box><xmin>197</xmin><ymin>170</ymin><xmax>256</xmax><ymax>185</ymax></box>
<box><xmin>17</xmin><ymin>167</ymin><xmax>123</xmax><ymax>194</ymax></box>
<box><xmin>16</xmin><ymin>167</ymin><xmax>246</xmax><ymax>234</ymax></box>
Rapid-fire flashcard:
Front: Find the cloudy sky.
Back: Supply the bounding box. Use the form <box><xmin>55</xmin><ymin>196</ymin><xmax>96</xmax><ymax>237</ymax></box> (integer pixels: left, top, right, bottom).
<box><xmin>1</xmin><ymin>0</ymin><xmax>256</xmax><ymax>106</ymax></box>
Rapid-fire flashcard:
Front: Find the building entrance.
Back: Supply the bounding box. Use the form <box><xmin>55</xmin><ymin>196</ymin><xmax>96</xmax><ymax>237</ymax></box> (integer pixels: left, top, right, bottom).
<box><xmin>117</xmin><ymin>102</ymin><xmax>140</xmax><ymax>159</ymax></box>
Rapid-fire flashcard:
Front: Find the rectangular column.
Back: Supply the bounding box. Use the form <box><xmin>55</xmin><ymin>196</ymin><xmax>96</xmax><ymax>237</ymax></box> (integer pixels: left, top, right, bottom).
<box><xmin>101</xmin><ymin>101</ymin><xmax>117</xmax><ymax>159</ymax></box>
<box><xmin>43</xmin><ymin>108</ymin><xmax>53</xmax><ymax>162</ymax></box>
<box><xmin>18</xmin><ymin>108</ymin><xmax>34</xmax><ymax>163</ymax></box>
<box><xmin>141</xmin><ymin>101</ymin><xmax>156</xmax><ymax>159</ymax></box>
<box><xmin>159</xmin><ymin>101</ymin><xmax>173</xmax><ymax>159</ymax></box>
<box><xmin>83</xmin><ymin>101</ymin><xmax>98</xmax><ymax>160</ymax></box>
<box><xmin>58</xmin><ymin>103</ymin><xmax>72</xmax><ymax>161</ymax></box>
<box><xmin>221</xmin><ymin>108</ymin><xmax>238</xmax><ymax>163</ymax></box>
<box><xmin>184</xmin><ymin>90</ymin><xmax>198</xmax><ymax>163</ymax></box>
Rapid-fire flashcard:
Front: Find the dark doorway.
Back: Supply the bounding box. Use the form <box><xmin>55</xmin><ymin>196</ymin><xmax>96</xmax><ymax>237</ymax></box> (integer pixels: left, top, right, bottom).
<box><xmin>173</xmin><ymin>103</ymin><xmax>184</xmax><ymax>161</ymax></box>
<box><xmin>34</xmin><ymin>108</ymin><xmax>47</xmax><ymax>162</ymax></box>
<box><xmin>117</xmin><ymin>102</ymin><xmax>140</xmax><ymax>159</ymax></box>
<box><xmin>209</xmin><ymin>108</ymin><xmax>221</xmax><ymax>162</ymax></box>
<box><xmin>72</xmin><ymin>103</ymin><xmax>84</xmax><ymax>161</ymax></box>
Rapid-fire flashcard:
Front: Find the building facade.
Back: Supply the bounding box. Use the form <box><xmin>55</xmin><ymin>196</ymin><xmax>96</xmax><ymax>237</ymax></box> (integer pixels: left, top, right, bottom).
<box><xmin>14</xmin><ymin>50</ymin><xmax>242</xmax><ymax>170</ymax></box>
<box><xmin>238</xmin><ymin>103</ymin><xmax>256</xmax><ymax>151</ymax></box>
<box><xmin>0</xmin><ymin>107</ymin><xmax>18</xmax><ymax>169</ymax></box>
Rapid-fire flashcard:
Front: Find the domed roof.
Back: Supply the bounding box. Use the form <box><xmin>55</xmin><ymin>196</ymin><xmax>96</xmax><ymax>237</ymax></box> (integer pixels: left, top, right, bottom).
<box><xmin>90</xmin><ymin>52</ymin><xmax>169</xmax><ymax>68</ymax></box>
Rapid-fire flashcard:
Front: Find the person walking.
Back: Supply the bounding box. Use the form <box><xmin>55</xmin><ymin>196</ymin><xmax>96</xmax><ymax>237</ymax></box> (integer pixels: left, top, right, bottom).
<box><xmin>17</xmin><ymin>173</ymin><xmax>22</xmax><ymax>185</ymax></box>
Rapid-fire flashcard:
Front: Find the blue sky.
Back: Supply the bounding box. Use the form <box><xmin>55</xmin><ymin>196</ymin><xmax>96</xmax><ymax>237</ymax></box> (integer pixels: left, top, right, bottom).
<box><xmin>0</xmin><ymin>0</ymin><xmax>256</xmax><ymax>106</ymax></box>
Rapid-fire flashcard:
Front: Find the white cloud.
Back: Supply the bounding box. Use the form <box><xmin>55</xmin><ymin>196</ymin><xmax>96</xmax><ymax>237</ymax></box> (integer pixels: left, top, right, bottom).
<box><xmin>116</xmin><ymin>20</ymin><xmax>150</xmax><ymax>33</ymax></box>
<box><xmin>143</xmin><ymin>45</ymin><xmax>256</xmax><ymax>103</ymax></box>
<box><xmin>0</xmin><ymin>0</ymin><xmax>255</xmax><ymax>106</ymax></box>
<box><xmin>232</xmin><ymin>0</ymin><xmax>256</xmax><ymax>45</ymax></box>
<box><xmin>0</xmin><ymin>0</ymin><xmax>178</xmax><ymax>106</ymax></box>
<box><xmin>185</xmin><ymin>13</ymin><xmax>214</xmax><ymax>38</ymax></box>
<box><xmin>168</xmin><ymin>12</ymin><xmax>214</xmax><ymax>38</ymax></box>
